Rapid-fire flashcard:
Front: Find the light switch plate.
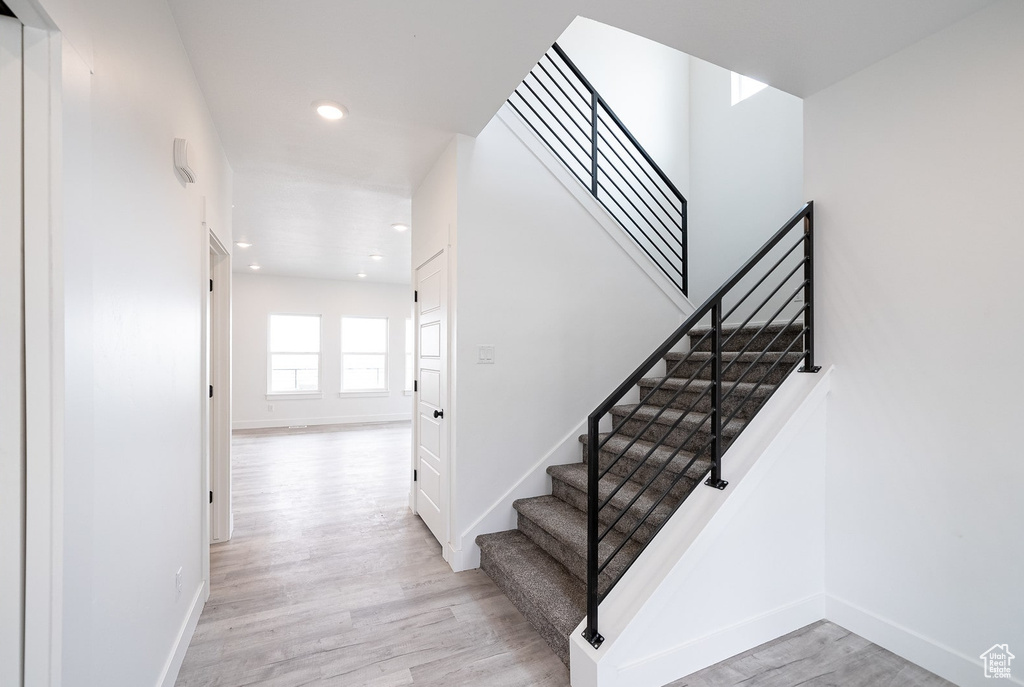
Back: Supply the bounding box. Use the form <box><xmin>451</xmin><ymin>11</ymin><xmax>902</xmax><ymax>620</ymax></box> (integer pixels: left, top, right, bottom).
<box><xmin>478</xmin><ymin>345</ymin><xmax>495</xmax><ymax>364</ymax></box>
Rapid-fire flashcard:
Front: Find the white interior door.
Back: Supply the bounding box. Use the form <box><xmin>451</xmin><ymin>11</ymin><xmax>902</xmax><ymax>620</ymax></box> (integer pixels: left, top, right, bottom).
<box><xmin>0</xmin><ymin>14</ymin><xmax>26</xmax><ymax>687</ymax></box>
<box><xmin>414</xmin><ymin>251</ymin><xmax>448</xmax><ymax>548</ymax></box>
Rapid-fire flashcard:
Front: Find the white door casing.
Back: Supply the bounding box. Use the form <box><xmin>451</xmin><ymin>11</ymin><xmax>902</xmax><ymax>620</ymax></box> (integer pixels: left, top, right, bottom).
<box><xmin>0</xmin><ymin>15</ymin><xmax>26</xmax><ymax>687</ymax></box>
<box><xmin>414</xmin><ymin>251</ymin><xmax>449</xmax><ymax>549</ymax></box>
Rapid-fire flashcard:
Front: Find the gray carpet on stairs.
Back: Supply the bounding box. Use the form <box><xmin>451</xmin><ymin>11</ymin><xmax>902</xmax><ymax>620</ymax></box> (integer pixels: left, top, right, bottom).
<box><xmin>475</xmin><ymin>323</ymin><xmax>804</xmax><ymax>668</ymax></box>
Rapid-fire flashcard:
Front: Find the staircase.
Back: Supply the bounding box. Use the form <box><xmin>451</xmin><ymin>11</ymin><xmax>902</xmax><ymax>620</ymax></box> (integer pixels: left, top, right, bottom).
<box><xmin>477</xmin><ymin>322</ymin><xmax>806</xmax><ymax>664</ymax></box>
<box><xmin>481</xmin><ymin>40</ymin><xmax>819</xmax><ymax>672</ymax></box>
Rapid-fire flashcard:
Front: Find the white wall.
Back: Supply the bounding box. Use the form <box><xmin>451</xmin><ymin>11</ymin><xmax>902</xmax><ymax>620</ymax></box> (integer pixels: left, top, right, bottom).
<box><xmin>55</xmin><ymin>0</ymin><xmax>233</xmax><ymax>684</ymax></box>
<box><xmin>448</xmin><ymin>113</ymin><xmax>689</xmax><ymax>565</ymax></box>
<box><xmin>806</xmin><ymin>2</ymin><xmax>1024</xmax><ymax>685</ymax></box>
<box><xmin>232</xmin><ymin>273</ymin><xmax>412</xmax><ymax>429</ymax></box>
<box><xmin>688</xmin><ymin>57</ymin><xmax>804</xmax><ymax>305</ymax></box>
<box><xmin>557</xmin><ymin>17</ymin><xmax>691</xmax><ymax>198</ymax></box>
<box><xmin>411</xmin><ymin>136</ymin><xmax>458</xmax><ymax>270</ymax></box>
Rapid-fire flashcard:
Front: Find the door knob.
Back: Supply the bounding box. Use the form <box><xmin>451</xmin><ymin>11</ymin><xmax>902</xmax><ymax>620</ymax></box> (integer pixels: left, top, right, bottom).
<box><xmin>433</xmin><ymin>409</ymin><xmax>444</xmax><ymax>419</ymax></box>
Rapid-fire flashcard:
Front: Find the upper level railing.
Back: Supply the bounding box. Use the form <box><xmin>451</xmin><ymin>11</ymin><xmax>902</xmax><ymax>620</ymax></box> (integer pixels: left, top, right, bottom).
<box><xmin>582</xmin><ymin>202</ymin><xmax>819</xmax><ymax>649</ymax></box>
<box><xmin>508</xmin><ymin>43</ymin><xmax>688</xmax><ymax>296</ymax></box>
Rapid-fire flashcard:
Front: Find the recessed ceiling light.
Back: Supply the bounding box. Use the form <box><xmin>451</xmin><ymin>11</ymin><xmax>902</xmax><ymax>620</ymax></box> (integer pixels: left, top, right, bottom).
<box><xmin>249</xmin><ymin>264</ymin><xmax>261</xmax><ymax>270</ymax></box>
<box><xmin>370</xmin><ymin>254</ymin><xmax>383</xmax><ymax>261</ymax></box>
<box><xmin>313</xmin><ymin>100</ymin><xmax>348</xmax><ymax>120</ymax></box>
<box><xmin>356</xmin><ymin>272</ymin><xmax>367</xmax><ymax>278</ymax></box>
<box><xmin>235</xmin><ymin>242</ymin><xmax>252</xmax><ymax>248</ymax></box>
<box><xmin>391</xmin><ymin>223</ymin><xmax>409</xmax><ymax>232</ymax></box>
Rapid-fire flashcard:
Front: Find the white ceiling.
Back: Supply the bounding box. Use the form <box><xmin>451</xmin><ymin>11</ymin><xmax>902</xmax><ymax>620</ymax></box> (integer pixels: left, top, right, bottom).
<box><xmin>168</xmin><ymin>0</ymin><xmax>996</xmax><ymax>284</ymax></box>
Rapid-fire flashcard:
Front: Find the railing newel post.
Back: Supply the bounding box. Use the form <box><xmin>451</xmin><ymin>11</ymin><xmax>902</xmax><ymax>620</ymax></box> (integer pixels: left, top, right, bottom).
<box><xmin>584</xmin><ymin>414</ymin><xmax>604</xmax><ymax>649</ymax></box>
<box><xmin>799</xmin><ymin>201</ymin><xmax>820</xmax><ymax>374</ymax></box>
<box><xmin>591</xmin><ymin>91</ymin><xmax>599</xmax><ymax>197</ymax></box>
<box><xmin>705</xmin><ymin>301</ymin><xmax>728</xmax><ymax>490</ymax></box>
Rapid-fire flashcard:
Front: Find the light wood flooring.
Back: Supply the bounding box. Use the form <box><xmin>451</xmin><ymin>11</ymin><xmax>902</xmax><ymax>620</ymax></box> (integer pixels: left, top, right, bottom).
<box><xmin>176</xmin><ymin>423</ymin><xmax>951</xmax><ymax>687</ymax></box>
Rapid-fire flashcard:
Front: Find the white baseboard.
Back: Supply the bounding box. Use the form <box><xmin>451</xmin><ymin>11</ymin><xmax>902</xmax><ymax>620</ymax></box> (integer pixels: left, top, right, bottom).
<box><xmin>157</xmin><ymin>581</ymin><xmax>206</xmax><ymax>687</ymax></box>
<box><xmin>448</xmin><ymin>418</ymin><xmax>587</xmax><ymax>572</ymax></box>
<box><xmin>232</xmin><ymin>413</ymin><xmax>411</xmax><ymax>430</ymax></box>
<box><xmin>826</xmin><ymin>595</ymin><xmax>1022</xmax><ymax>687</ymax></box>
<box><xmin>613</xmin><ymin>594</ymin><xmax>826</xmax><ymax>687</ymax></box>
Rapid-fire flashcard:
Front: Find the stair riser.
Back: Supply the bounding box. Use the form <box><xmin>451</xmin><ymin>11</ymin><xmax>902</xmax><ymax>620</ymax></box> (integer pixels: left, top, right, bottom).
<box><xmin>596</xmin><ymin>450</ymin><xmax>710</xmax><ymax>487</ymax></box>
<box><xmin>638</xmin><ymin>384</ymin><xmax>768</xmax><ymax>419</ymax></box>
<box><xmin>688</xmin><ymin>327</ymin><xmax>804</xmax><ymax>353</ymax></box>
<box><xmin>550</xmin><ymin>479</ymin><xmax>659</xmax><ymax>545</ymax></box>
<box><xmin>608</xmin><ymin>413</ymin><xmax>742</xmax><ymax>450</ymax></box>
<box><xmin>580</xmin><ymin>438</ymin><xmax>710</xmax><ymax>482</ymax></box>
<box><xmin>479</xmin><ymin>553</ymin><xmax>570</xmax><ymax>666</ymax></box>
<box><xmin>517</xmin><ymin>511</ymin><xmax>616</xmax><ymax>595</ymax></box>
<box><xmin>666</xmin><ymin>357</ymin><xmax>799</xmax><ymax>385</ymax></box>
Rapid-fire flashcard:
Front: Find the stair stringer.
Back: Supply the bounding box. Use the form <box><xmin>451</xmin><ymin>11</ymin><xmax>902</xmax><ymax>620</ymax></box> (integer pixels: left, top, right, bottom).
<box><xmin>569</xmin><ymin>366</ymin><xmax>833</xmax><ymax>687</ymax></box>
<box><xmin>496</xmin><ymin>103</ymin><xmax>693</xmax><ymax>314</ymax></box>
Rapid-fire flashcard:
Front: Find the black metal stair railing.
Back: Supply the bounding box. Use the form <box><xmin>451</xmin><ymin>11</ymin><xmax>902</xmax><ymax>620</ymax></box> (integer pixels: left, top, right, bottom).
<box><xmin>582</xmin><ymin>202</ymin><xmax>819</xmax><ymax>649</ymax></box>
<box><xmin>508</xmin><ymin>43</ymin><xmax>688</xmax><ymax>296</ymax></box>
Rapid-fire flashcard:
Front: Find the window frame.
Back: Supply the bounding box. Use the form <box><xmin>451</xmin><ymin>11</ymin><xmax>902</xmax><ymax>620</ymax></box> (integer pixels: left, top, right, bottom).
<box><xmin>340</xmin><ymin>316</ymin><xmax>390</xmax><ymax>395</ymax></box>
<box><xmin>266</xmin><ymin>312</ymin><xmax>324</xmax><ymax>399</ymax></box>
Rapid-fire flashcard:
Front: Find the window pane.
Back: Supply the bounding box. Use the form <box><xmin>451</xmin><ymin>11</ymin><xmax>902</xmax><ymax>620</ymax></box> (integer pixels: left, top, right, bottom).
<box><xmin>342</xmin><ymin>353</ymin><xmax>386</xmax><ymax>390</ymax></box>
<box><xmin>270</xmin><ymin>315</ymin><xmax>320</xmax><ymax>353</ymax></box>
<box><xmin>342</xmin><ymin>317</ymin><xmax>387</xmax><ymax>353</ymax></box>
<box><xmin>270</xmin><ymin>353</ymin><xmax>319</xmax><ymax>392</ymax></box>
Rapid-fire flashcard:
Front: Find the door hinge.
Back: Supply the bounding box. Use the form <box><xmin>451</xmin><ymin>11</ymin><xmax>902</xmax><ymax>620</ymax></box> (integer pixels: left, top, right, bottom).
<box><xmin>414</xmin><ymin>290</ymin><xmax>418</xmax><ymax>303</ymax></box>
<box><xmin>413</xmin><ymin>380</ymin><xmax>417</xmax><ymax>392</ymax></box>
<box><xmin>209</xmin><ymin>385</ymin><xmax>213</xmax><ymax>398</ymax></box>
<box><xmin>413</xmin><ymin>470</ymin><xmax>417</xmax><ymax>482</ymax></box>
<box><xmin>209</xmin><ymin>490</ymin><xmax>213</xmax><ymax>504</ymax></box>
<box><xmin>209</xmin><ymin>278</ymin><xmax>213</xmax><ymax>292</ymax></box>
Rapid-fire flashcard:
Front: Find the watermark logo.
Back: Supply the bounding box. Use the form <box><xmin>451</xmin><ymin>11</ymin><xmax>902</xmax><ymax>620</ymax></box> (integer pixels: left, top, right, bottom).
<box><xmin>981</xmin><ymin>644</ymin><xmax>1015</xmax><ymax>679</ymax></box>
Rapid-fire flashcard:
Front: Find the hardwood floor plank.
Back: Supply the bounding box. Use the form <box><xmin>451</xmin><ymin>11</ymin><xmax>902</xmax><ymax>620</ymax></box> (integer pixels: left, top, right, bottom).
<box><xmin>176</xmin><ymin>423</ymin><xmax>948</xmax><ymax>687</ymax></box>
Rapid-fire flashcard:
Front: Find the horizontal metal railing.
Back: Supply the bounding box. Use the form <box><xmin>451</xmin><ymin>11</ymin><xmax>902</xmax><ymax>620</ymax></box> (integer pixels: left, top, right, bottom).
<box><xmin>582</xmin><ymin>202</ymin><xmax>818</xmax><ymax>649</ymax></box>
<box><xmin>508</xmin><ymin>42</ymin><xmax>688</xmax><ymax>296</ymax></box>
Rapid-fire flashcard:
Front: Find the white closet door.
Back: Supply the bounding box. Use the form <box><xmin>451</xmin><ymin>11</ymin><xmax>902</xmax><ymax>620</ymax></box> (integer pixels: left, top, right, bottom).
<box><xmin>0</xmin><ymin>13</ymin><xmax>25</xmax><ymax>687</ymax></box>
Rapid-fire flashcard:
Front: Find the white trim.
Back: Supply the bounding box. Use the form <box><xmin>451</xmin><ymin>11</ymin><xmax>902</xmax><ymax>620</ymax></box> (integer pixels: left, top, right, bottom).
<box><xmin>449</xmin><ymin>418</ymin><xmax>586</xmax><ymax>572</ymax></box>
<box><xmin>497</xmin><ymin>104</ymin><xmax>694</xmax><ymax>316</ymax></box>
<box><xmin>208</xmin><ymin>230</ymin><xmax>232</xmax><ymax>544</ymax></box>
<box><xmin>0</xmin><ymin>15</ymin><xmax>26</xmax><ymax>687</ymax></box>
<box><xmin>825</xmin><ymin>595</ymin><xmax>1020</xmax><ymax>687</ymax></box>
<box><xmin>337</xmin><ymin>390</ymin><xmax>389</xmax><ymax>399</ymax></box>
<box><xmin>232</xmin><ymin>413</ymin><xmax>411</xmax><ymax>430</ymax></box>
<box><xmin>265</xmin><ymin>392</ymin><xmax>324</xmax><ymax>401</ymax></box>
<box><xmin>615</xmin><ymin>594</ymin><xmax>826</xmax><ymax>685</ymax></box>
<box><xmin>22</xmin><ymin>23</ymin><xmax>63</xmax><ymax>686</ymax></box>
<box><xmin>157</xmin><ymin>581</ymin><xmax>207</xmax><ymax>687</ymax></box>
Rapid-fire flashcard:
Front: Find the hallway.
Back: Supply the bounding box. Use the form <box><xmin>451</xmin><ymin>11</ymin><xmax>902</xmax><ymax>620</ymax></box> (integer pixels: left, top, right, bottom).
<box><xmin>176</xmin><ymin>423</ymin><xmax>569</xmax><ymax>686</ymax></box>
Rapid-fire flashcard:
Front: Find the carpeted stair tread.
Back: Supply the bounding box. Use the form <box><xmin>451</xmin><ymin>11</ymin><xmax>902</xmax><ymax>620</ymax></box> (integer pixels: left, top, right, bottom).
<box><xmin>611</xmin><ymin>403</ymin><xmax>747</xmax><ymax>437</ymax></box>
<box><xmin>580</xmin><ymin>432</ymin><xmax>698</xmax><ymax>474</ymax></box>
<box><xmin>579</xmin><ymin>433</ymin><xmax>712</xmax><ymax>487</ymax></box>
<box><xmin>665</xmin><ymin>349</ymin><xmax>804</xmax><ymax>365</ymax></box>
<box><xmin>513</xmin><ymin>495</ymin><xmax>641</xmax><ymax>587</ymax></box>
<box><xmin>687</xmin><ymin>323</ymin><xmax>805</xmax><ymax>352</ymax></box>
<box><xmin>476</xmin><ymin>529</ymin><xmax>585</xmax><ymax>666</ymax></box>
<box><xmin>638</xmin><ymin>376</ymin><xmax>776</xmax><ymax>396</ymax></box>
<box><xmin>548</xmin><ymin>463</ymin><xmax>704</xmax><ymax>544</ymax></box>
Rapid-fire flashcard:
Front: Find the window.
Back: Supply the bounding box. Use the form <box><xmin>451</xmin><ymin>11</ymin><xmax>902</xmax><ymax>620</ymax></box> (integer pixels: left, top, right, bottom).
<box><xmin>268</xmin><ymin>314</ymin><xmax>321</xmax><ymax>393</ymax></box>
<box><xmin>731</xmin><ymin>71</ymin><xmax>768</xmax><ymax>106</ymax></box>
<box><xmin>342</xmin><ymin>317</ymin><xmax>388</xmax><ymax>392</ymax></box>
<box><xmin>404</xmin><ymin>317</ymin><xmax>414</xmax><ymax>393</ymax></box>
